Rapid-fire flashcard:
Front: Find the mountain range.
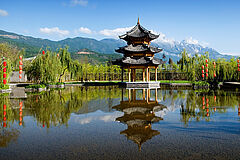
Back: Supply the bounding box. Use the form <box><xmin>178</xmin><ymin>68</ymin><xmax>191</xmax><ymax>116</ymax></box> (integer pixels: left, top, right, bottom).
<box><xmin>0</xmin><ymin>29</ymin><xmax>233</xmax><ymax>62</ymax></box>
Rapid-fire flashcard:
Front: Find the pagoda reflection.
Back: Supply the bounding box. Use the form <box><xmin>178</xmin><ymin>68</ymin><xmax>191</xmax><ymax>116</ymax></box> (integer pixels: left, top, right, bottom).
<box><xmin>113</xmin><ymin>88</ymin><xmax>166</xmax><ymax>150</ymax></box>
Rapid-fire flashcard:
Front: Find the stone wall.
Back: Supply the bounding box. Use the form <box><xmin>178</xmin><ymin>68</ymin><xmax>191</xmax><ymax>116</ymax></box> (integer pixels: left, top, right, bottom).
<box><xmin>10</xmin><ymin>71</ymin><xmax>27</xmax><ymax>83</ymax></box>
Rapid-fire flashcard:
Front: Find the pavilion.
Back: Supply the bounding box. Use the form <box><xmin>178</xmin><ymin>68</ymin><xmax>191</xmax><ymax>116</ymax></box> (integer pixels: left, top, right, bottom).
<box><xmin>113</xmin><ymin>88</ymin><xmax>166</xmax><ymax>150</ymax></box>
<box><xmin>113</xmin><ymin>18</ymin><xmax>165</xmax><ymax>88</ymax></box>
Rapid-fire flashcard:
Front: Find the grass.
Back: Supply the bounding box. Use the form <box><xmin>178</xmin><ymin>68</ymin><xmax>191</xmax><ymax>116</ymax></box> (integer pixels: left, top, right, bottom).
<box><xmin>159</xmin><ymin>80</ymin><xmax>191</xmax><ymax>83</ymax></box>
<box><xmin>25</xmin><ymin>84</ymin><xmax>46</xmax><ymax>89</ymax></box>
<box><xmin>64</xmin><ymin>81</ymin><xmax>121</xmax><ymax>84</ymax></box>
<box><xmin>0</xmin><ymin>84</ymin><xmax>10</xmax><ymax>90</ymax></box>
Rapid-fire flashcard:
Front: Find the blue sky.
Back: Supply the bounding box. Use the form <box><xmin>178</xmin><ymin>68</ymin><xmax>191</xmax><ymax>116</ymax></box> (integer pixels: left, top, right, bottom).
<box><xmin>0</xmin><ymin>0</ymin><xmax>240</xmax><ymax>55</ymax></box>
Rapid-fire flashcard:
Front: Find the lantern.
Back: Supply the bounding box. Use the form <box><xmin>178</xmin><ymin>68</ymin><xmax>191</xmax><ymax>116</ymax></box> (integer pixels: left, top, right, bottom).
<box><xmin>3</xmin><ymin>61</ymin><xmax>7</xmax><ymax>66</ymax></box>
<box><xmin>206</xmin><ymin>98</ymin><xmax>209</xmax><ymax>103</ymax></box>
<box><xmin>238</xmin><ymin>59</ymin><xmax>240</xmax><ymax>63</ymax></box>
<box><xmin>202</xmin><ymin>97</ymin><xmax>205</xmax><ymax>101</ymax></box>
<box><xmin>19</xmin><ymin>111</ymin><xmax>22</xmax><ymax>116</ymax></box>
<box><xmin>3</xmin><ymin>111</ymin><xmax>6</xmax><ymax>116</ymax></box>
<box><xmin>19</xmin><ymin>122</ymin><xmax>22</xmax><ymax>126</ymax></box>
<box><xmin>42</xmin><ymin>50</ymin><xmax>45</xmax><ymax>55</ymax></box>
<box><xmin>3</xmin><ymin>122</ymin><xmax>6</xmax><ymax>128</ymax></box>
<box><xmin>57</xmin><ymin>54</ymin><xmax>59</xmax><ymax>57</ymax></box>
<box><xmin>206</xmin><ymin>103</ymin><xmax>209</xmax><ymax>107</ymax></box>
<box><xmin>19</xmin><ymin>117</ymin><xmax>22</xmax><ymax>122</ymax></box>
<box><xmin>19</xmin><ymin>61</ymin><xmax>23</xmax><ymax>65</ymax></box>
<box><xmin>214</xmin><ymin>73</ymin><xmax>216</xmax><ymax>77</ymax></box>
<box><xmin>19</xmin><ymin>70</ymin><xmax>23</xmax><ymax>74</ymax></box>
<box><xmin>19</xmin><ymin>75</ymin><xmax>22</xmax><ymax>79</ymax></box>
<box><xmin>202</xmin><ymin>105</ymin><xmax>205</xmax><ymax>109</ymax></box>
<box><xmin>238</xmin><ymin>64</ymin><xmax>240</xmax><ymax>67</ymax></box>
<box><xmin>202</xmin><ymin>65</ymin><xmax>204</xmax><ymax>69</ymax></box>
<box><xmin>206</xmin><ymin>113</ymin><xmax>209</xmax><ymax>117</ymax></box>
<box><xmin>3</xmin><ymin>68</ymin><xmax>6</xmax><ymax>72</ymax></box>
<box><xmin>3</xmin><ymin>73</ymin><xmax>6</xmax><ymax>78</ymax></box>
<box><xmin>202</xmin><ymin>74</ymin><xmax>204</xmax><ymax>78</ymax></box>
<box><xmin>206</xmin><ymin>73</ymin><xmax>208</xmax><ymax>77</ymax></box>
<box><xmin>3</xmin><ymin>104</ymin><xmax>6</xmax><ymax>110</ymax></box>
<box><xmin>19</xmin><ymin>55</ymin><xmax>23</xmax><ymax>60</ymax></box>
<box><xmin>19</xmin><ymin>65</ymin><xmax>22</xmax><ymax>70</ymax></box>
<box><xmin>3</xmin><ymin>117</ymin><xmax>6</xmax><ymax>121</ymax></box>
<box><xmin>238</xmin><ymin>68</ymin><xmax>240</xmax><ymax>72</ymax></box>
<box><xmin>202</xmin><ymin>70</ymin><xmax>204</xmax><ymax>73</ymax></box>
<box><xmin>19</xmin><ymin>102</ymin><xmax>23</xmax><ymax>106</ymax></box>
<box><xmin>19</xmin><ymin>107</ymin><xmax>22</xmax><ymax>112</ymax></box>
<box><xmin>214</xmin><ymin>96</ymin><xmax>216</xmax><ymax>102</ymax></box>
<box><xmin>206</xmin><ymin>59</ymin><xmax>208</xmax><ymax>63</ymax></box>
<box><xmin>206</xmin><ymin>64</ymin><xmax>208</xmax><ymax>68</ymax></box>
<box><xmin>206</xmin><ymin>69</ymin><xmax>208</xmax><ymax>73</ymax></box>
<box><xmin>3</xmin><ymin>79</ymin><xmax>7</xmax><ymax>85</ymax></box>
<box><xmin>206</xmin><ymin>108</ymin><xmax>209</xmax><ymax>112</ymax></box>
<box><xmin>214</xmin><ymin>108</ymin><xmax>216</xmax><ymax>112</ymax></box>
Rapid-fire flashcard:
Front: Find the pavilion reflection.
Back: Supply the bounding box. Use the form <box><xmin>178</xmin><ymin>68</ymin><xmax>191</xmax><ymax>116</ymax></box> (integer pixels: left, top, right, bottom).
<box><xmin>113</xmin><ymin>88</ymin><xmax>166</xmax><ymax>150</ymax></box>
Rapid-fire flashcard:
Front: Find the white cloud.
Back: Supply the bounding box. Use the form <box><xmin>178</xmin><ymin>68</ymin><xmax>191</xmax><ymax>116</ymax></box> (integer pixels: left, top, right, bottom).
<box><xmin>39</xmin><ymin>27</ymin><xmax>70</xmax><ymax>36</ymax></box>
<box><xmin>153</xmin><ymin>32</ymin><xmax>176</xmax><ymax>45</ymax></box>
<box><xmin>221</xmin><ymin>52</ymin><xmax>240</xmax><ymax>56</ymax></box>
<box><xmin>0</xmin><ymin>9</ymin><xmax>8</xmax><ymax>16</ymax></box>
<box><xmin>74</xmin><ymin>111</ymin><xmax>123</xmax><ymax>125</ymax></box>
<box><xmin>71</xmin><ymin>0</ymin><xmax>88</xmax><ymax>6</ymax></box>
<box><xmin>99</xmin><ymin>26</ymin><xmax>133</xmax><ymax>38</ymax></box>
<box><xmin>76</xmin><ymin>27</ymin><xmax>92</xmax><ymax>34</ymax></box>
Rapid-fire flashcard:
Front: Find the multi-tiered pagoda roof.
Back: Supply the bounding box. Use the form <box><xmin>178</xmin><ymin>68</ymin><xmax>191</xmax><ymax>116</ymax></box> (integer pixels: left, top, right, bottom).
<box><xmin>113</xmin><ymin>99</ymin><xmax>166</xmax><ymax>150</ymax></box>
<box><xmin>113</xmin><ymin>19</ymin><xmax>165</xmax><ymax>67</ymax></box>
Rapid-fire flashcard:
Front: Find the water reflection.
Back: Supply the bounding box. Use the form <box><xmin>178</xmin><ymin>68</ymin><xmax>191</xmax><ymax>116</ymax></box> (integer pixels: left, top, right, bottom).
<box><xmin>0</xmin><ymin>86</ymin><xmax>240</xmax><ymax>159</ymax></box>
<box><xmin>113</xmin><ymin>88</ymin><xmax>166</xmax><ymax>150</ymax></box>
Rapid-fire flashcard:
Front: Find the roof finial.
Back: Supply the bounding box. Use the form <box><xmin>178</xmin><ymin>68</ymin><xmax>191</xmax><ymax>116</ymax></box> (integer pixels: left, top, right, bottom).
<box><xmin>137</xmin><ymin>17</ymin><xmax>140</xmax><ymax>25</ymax></box>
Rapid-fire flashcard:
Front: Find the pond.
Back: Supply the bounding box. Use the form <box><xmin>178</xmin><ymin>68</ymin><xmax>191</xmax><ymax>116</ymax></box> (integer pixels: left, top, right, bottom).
<box><xmin>0</xmin><ymin>86</ymin><xmax>240</xmax><ymax>160</ymax></box>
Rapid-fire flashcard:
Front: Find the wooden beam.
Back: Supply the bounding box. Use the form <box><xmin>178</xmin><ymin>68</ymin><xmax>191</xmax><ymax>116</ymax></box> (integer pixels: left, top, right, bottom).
<box><xmin>123</xmin><ymin>65</ymin><xmax>157</xmax><ymax>69</ymax></box>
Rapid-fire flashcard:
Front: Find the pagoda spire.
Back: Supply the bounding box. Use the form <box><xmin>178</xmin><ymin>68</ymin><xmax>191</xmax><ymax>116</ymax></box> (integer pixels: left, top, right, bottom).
<box><xmin>137</xmin><ymin>17</ymin><xmax>140</xmax><ymax>25</ymax></box>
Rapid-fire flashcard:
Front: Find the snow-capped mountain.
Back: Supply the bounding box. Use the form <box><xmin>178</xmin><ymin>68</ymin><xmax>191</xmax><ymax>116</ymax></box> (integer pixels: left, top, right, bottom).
<box><xmin>152</xmin><ymin>36</ymin><xmax>232</xmax><ymax>61</ymax></box>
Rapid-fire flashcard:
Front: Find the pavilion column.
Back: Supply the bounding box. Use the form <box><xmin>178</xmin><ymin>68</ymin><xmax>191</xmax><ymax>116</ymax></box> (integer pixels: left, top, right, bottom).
<box><xmin>143</xmin><ymin>89</ymin><xmax>145</xmax><ymax>100</ymax></box>
<box><xmin>147</xmin><ymin>89</ymin><xmax>150</xmax><ymax>102</ymax></box>
<box><xmin>133</xmin><ymin>89</ymin><xmax>136</xmax><ymax>101</ymax></box>
<box><xmin>128</xmin><ymin>68</ymin><xmax>131</xmax><ymax>82</ymax></box>
<box><xmin>155</xmin><ymin>67</ymin><xmax>157</xmax><ymax>82</ymax></box>
<box><xmin>155</xmin><ymin>88</ymin><xmax>158</xmax><ymax>102</ymax></box>
<box><xmin>128</xmin><ymin>89</ymin><xmax>131</xmax><ymax>102</ymax></box>
<box><xmin>148</xmin><ymin>68</ymin><xmax>151</xmax><ymax>81</ymax></box>
<box><xmin>146</xmin><ymin>67</ymin><xmax>149</xmax><ymax>82</ymax></box>
<box><xmin>133</xmin><ymin>69</ymin><xmax>135</xmax><ymax>82</ymax></box>
<box><xmin>143</xmin><ymin>68</ymin><xmax>145</xmax><ymax>82</ymax></box>
<box><xmin>146</xmin><ymin>89</ymin><xmax>149</xmax><ymax>103</ymax></box>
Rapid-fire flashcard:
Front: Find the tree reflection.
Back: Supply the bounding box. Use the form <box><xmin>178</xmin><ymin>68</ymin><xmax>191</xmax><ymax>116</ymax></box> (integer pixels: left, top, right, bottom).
<box><xmin>0</xmin><ymin>128</ymin><xmax>20</xmax><ymax>147</ymax></box>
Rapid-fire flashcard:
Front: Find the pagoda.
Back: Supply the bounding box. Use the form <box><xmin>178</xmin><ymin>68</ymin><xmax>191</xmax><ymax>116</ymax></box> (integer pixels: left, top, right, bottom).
<box><xmin>113</xmin><ymin>88</ymin><xmax>166</xmax><ymax>150</ymax></box>
<box><xmin>113</xmin><ymin>18</ymin><xmax>165</xmax><ymax>88</ymax></box>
